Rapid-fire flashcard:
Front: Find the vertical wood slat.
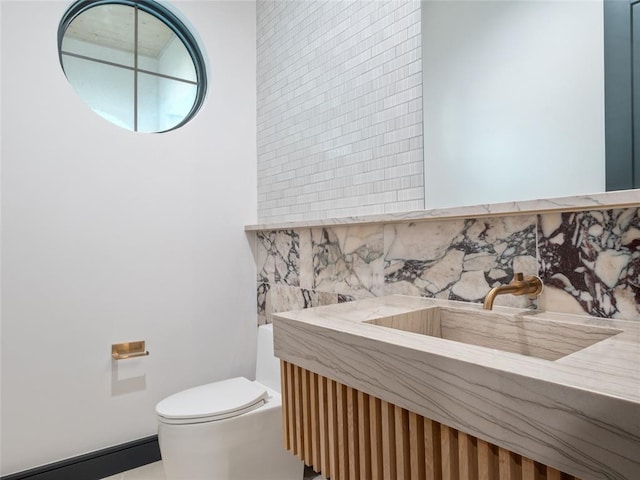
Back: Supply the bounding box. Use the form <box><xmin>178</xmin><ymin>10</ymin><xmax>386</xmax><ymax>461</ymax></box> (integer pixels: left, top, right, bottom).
<box><xmin>280</xmin><ymin>361</ymin><xmax>582</xmax><ymax>480</ymax></box>
<box><xmin>459</xmin><ymin>432</ymin><xmax>478</xmax><ymax>480</ymax></box>
<box><xmin>381</xmin><ymin>400</ymin><xmax>397</xmax><ymax>480</ymax></box>
<box><xmin>408</xmin><ymin>412</ymin><xmax>425</xmax><ymax>480</ymax></box>
<box><xmin>478</xmin><ymin>439</ymin><xmax>498</xmax><ymax>480</ymax></box>
<box><xmin>347</xmin><ymin>386</ymin><xmax>360</xmax><ymax>480</ymax></box>
<box><xmin>327</xmin><ymin>378</ymin><xmax>337</xmax><ymax>480</ymax></box>
<box><xmin>317</xmin><ymin>374</ymin><xmax>329</xmax><ymax>476</ymax></box>
<box><xmin>357</xmin><ymin>390</ymin><xmax>371</xmax><ymax>480</ymax></box>
<box><xmin>285</xmin><ymin>362</ymin><xmax>296</xmax><ymax>455</ymax></box>
<box><xmin>336</xmin><ymin>383</ymin><xmax>348</xmax><ymax>480</ymax></box>
<box><xmin>302</xmin><ymin>368</ymin><xmax>312</xmax><ymax>463</ymax></box>
<box><xmin>309</xmin><ymin>371</ymin><xmax>319</xmax><ymax>471</ymax></box>
<box><xmin>521</xmin><ymin>457</ymin><xmax>536</xmax><ymax>480</ymax></box>
<box><xmin>499</xmin><ymin>449</ymin><xmax>517</xmax><ymax>480</ymax></box>
<box><xmin>280</xmin><ymin>361</ymin><xmax>289</xmax><ymax>450</ymax></box>
<box><xmin>370</xmin><ymin>396</ymin><xmax>383</xmax><ymax>480</ymax></box>
<box><xmin>395</xmin><ymin>405</ymin><xmax>411</xmax><ymax>479</ymax></box>
<box><xmin>424</xmin><ymin>418</ymin><xmax>442</xmax><ymax>480</ymax></box>
<box><xmin>547</xmin><ymin>467</ymin><xmax>563</xmax><ymax>480</ymax></box>
<box><xmin>293</xmin><ymin>364</ymin><xmax>303</xmax><ymax>458</ymax></box>
<box><xmin>441</xmin><ymin>424</ymin><xmax>459</xmax><ymax>480</ymax></box>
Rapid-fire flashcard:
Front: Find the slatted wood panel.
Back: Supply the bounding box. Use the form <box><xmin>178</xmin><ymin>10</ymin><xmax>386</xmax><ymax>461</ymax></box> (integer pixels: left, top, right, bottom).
<box><xmin>281</xmin><ymin>361</ymin><xmax>581</xmax><ymax>480</ymax></box>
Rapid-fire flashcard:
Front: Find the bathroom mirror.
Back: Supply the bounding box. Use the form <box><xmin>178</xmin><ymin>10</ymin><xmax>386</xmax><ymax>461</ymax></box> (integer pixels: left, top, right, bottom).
<box><xmin>421</xmin><ymin>0</ymin><xmax>638</xmax><ymax>210</ymax></box>
<box><xmin>58</xmin><ymin>0</ymin><xmax>207</xmax><ymax>133</ymax></box>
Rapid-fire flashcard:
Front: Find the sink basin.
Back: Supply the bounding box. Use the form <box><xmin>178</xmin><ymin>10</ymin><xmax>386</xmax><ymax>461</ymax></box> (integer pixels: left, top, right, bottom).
<box><xmin>364</xmin><ymin>306</ymin><xmax>622</xmax><ymax>361</ymax></box>
<box><xmin>274</xmin><ymin>295</ymin><xmax>640</xmax><ymax>479</ymax></box>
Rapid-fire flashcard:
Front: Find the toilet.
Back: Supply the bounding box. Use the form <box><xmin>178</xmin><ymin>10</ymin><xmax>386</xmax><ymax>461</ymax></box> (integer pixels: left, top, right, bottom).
<box><xmin>156</xmin><ymin>324</ymin><xmax>303</xmax><ymax>480</ymax></box>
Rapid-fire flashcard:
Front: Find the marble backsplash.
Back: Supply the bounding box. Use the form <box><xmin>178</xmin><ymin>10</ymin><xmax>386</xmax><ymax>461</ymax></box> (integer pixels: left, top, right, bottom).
<box><xmin>255</xmin><ymin>207</ymin><xmax>640</xmax><ymax>324</ymax></box>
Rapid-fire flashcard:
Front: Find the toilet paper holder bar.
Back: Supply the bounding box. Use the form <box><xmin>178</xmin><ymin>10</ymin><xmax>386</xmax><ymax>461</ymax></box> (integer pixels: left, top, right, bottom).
<box><xmin>112</xmin><ymin>341</ymin><xmax>149</xmax><ymax>360</ymax></box>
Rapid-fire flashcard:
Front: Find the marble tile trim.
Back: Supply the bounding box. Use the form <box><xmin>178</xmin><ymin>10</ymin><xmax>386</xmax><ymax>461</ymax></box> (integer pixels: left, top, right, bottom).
<box><xmin>257</xmin><ymin>230</ymin><xmax>301</xmax><ymax>287</ymax></box>
<box><xmin>259</xmin><ymin>283</ymin><xmax>355</xmax><ymax>325</ymax></box>
<box><xmin>256</xmin><ymin>208</ymin><xmax>640</xmax><ymax>321</ymax></box>
<box><xmin>383</xmin><ymin>216</ymin><xmax>537</xmax><ymax>307</ymax></box>
<box><xmin>312</xmin><ymin>225</ymin><xmax>385</xmax><ymax>298</ymax></box>
<box><xmin>538</xmin><ymin>208</ymin><xmax>640</xmax><ymax>320</ymax></box>
<box><xmin>245</xmin><ymin>189</ymin><xmax>640</xmax><ymax>231</ymax></box>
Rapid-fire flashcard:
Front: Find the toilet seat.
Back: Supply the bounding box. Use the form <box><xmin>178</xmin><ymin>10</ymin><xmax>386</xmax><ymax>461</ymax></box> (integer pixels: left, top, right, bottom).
<box><xmin>156</xmin><ymin>377</ymin><xmax>268</xmax><ymax>425</ymax></box>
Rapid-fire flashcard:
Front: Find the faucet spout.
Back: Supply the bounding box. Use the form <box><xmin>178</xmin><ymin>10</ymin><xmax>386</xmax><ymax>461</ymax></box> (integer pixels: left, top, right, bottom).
<box><xmin>483</xmin><ymin>273</ymin><xmax>543</xmax><ymax>310</ymax></box>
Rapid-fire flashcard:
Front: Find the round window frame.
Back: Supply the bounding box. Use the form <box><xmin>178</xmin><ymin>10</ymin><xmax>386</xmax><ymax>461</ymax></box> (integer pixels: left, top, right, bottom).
<box><xmin>57</xmin><ymin>0</ymin><xmax>208</xmax><ymax>133</ymax></box>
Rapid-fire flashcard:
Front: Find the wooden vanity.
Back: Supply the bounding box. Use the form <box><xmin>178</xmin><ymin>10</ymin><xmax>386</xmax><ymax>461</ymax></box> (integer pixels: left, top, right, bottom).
<box><xmin>273</xmin><ymin>295</ymin><xmax>640</xmax><ymax>480</ymax></box>
<box><xmin>281</xmin><ymin>360</ymin><xmax>580</xmax><ymax>480</ymax></box>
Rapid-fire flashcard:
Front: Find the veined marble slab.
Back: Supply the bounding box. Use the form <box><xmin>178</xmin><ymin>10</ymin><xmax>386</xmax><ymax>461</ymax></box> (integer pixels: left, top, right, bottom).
<box><xmin>538</xmin><ymin>208</ymin><xmax>640</xmax><ymax>320</ymax></box>
<box><xmin>273</xmin><ymin>295</ymin><xmax>640</xmax><ymax>480</ymax></box>
<box><xmin>246</xmin><ymin>189</ymin><xmax>640</xmax><ymax>231</ymax></box>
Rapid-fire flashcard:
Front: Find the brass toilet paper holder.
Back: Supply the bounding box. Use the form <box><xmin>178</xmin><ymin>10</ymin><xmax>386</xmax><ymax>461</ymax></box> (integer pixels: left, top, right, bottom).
<box><xmin>111</xmin><ymin>341</ymin><xmax>149</xmax><ymax>360</ymax></box>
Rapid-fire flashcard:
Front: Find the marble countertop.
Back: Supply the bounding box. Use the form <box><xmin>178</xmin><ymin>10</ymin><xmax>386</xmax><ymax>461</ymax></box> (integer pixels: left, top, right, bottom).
<box><xmin>273</xmin><ymin>295</ymin><xmax>640</xmax><ymax>480</ymax></box>
<box><xmin>246</xmin><ymin>189</ymin><xmax>640</xmax><ymax>231</ymax></box>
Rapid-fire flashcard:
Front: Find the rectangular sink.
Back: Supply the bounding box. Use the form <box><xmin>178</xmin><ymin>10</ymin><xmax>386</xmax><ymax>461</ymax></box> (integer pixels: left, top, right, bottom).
<box><xmin>364</xmin><ymin>306</ymin><xmax>622</xmax><ymax>361</ymax></box>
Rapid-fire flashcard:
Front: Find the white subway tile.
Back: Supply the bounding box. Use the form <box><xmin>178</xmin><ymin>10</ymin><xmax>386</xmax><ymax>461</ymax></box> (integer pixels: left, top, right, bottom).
<box><xmin>258</xmin><ymin>0</ymin><xmax>423</xmax><ymax>222</ymax></box>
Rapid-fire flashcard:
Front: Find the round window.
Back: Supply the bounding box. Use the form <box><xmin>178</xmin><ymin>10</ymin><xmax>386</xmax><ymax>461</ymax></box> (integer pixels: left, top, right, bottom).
<box><xmin>58</xmin><ymin>0</ymin><xmax>208</xmax><ymax>133</ymax></box>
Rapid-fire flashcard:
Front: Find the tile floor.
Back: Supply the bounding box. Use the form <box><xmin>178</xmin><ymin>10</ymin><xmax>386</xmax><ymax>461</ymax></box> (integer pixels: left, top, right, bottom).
<box><xmin>100</xmin><ymin>461</ymin><xmax>165</xmax><ymax>480</ymax></box>
<box><xmin>100</xmin><ymin>461</ymin><xmax>324</xmax><ymax>479</ymax></box>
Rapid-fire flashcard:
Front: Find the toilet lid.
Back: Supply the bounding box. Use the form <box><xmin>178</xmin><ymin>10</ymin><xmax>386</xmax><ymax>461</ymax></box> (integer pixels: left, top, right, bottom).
<box><xmin>156</xmin><ymin>377</ymin><xmax>268</xmax><ymax>424</ymax></box>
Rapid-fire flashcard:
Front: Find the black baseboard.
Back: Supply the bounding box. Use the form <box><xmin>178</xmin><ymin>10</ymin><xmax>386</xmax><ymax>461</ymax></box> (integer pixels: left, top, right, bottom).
<box><xmin>1</xmin><ymin>435</ymin><xmax>161</xmax><ymax>480</ymax></box>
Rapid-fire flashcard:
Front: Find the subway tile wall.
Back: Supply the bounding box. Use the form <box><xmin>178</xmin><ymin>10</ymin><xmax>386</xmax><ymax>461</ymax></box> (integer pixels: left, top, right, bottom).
<box><xmin>255</xmin><ymin>208</ymin><xmax>640</xmax><ymax>324</ymax></box>
<box><xmin>257</xmin><ymin>0</ymin><xmax>424</xmax><ymax>223</ymax></box>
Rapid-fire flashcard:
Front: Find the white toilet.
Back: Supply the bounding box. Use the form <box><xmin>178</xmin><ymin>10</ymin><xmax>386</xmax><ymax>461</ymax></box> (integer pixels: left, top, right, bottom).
<box><xmin>156</xmin><ymin>324</ymin><xmax>303</xmax><ymax>480</ymax></box>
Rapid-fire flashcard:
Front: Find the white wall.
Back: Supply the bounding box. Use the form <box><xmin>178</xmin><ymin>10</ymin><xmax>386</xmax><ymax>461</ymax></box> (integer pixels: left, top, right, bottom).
<box><xmin>422</xmin><ymin>0</ymin><xmax>605</xmax><ymax>209</ymax></box>
<box><xmin>257</xmin><ymin>0</ymin><xmax>424</xmax><ymax>223</ymax></box>
<box><xmin>0</xmin><ymin>1</ymin><xmax>257</xmax><ymax>475</ymax></box>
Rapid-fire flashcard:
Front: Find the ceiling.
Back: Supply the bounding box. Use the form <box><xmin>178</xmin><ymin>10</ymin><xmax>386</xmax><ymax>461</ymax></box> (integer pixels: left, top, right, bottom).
<box><xmin>65</xmin><ymin>4</ymin><xmax>175</xmax><ymax>59</ymax></box>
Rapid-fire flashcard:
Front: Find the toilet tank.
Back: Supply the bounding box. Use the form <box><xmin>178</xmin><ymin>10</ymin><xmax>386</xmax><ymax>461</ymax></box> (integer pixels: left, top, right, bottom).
<box><xmin>255</xmin><ymin>324</ymin><xmax>282</xmax><ymax>393</ymax></box>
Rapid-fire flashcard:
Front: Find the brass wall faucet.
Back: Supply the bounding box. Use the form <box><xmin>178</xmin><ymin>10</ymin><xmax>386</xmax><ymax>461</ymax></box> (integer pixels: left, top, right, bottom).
<box><xmin>483</xmin><ymin>272</ymin><xmax>543</xmax><ymax>310</ymax></box>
